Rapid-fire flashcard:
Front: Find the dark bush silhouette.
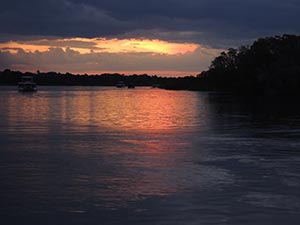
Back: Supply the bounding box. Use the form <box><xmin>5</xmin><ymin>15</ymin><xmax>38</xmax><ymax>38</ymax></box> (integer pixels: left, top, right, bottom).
<box><xmin>199</xmin><ymin>34</ymin><xmax>300</xmax><ymax>95</ymax></box>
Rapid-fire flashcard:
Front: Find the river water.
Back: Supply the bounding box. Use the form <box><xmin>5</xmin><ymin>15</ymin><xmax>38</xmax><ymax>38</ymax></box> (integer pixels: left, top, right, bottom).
<box><xmin>0</xmin><ymin>86</ymin><xmax>300</xmax><ymax>224</ymax></box>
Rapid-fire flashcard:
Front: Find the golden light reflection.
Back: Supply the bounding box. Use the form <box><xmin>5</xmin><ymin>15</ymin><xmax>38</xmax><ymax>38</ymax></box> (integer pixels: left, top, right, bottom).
<box><xmin>5</xmin><ymin>87</ymin><xmax>208</xmax><ymax>136</ymax></box>
<box><xmin>3</xmin><ymin>87</ymin><xmax>210</xmax><ymax>207</ymax></box>
<box><xmin>52</xmin><ymin>87</ymin><xmax>209</xmax><ymax>133</ymax></box>
<box><xmin>0</xmin><ymin>37</ymin><xmax>199</xmax><ymax>55</ymax></box>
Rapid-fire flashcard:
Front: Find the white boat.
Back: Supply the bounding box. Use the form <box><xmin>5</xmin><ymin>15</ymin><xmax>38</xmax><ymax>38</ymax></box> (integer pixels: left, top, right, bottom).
<box><xmin>18</xmin><ymin>76</ymin><xmax>37</xmax><ymax>92</ymax></box>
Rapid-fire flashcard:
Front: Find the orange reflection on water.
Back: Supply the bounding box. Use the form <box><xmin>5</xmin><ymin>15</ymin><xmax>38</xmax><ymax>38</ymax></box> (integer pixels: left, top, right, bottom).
<box><xmin>5</xmin><ymin>93</ymin><xmax>52</xmax><ymax>135</ymax></box>
<box><xmin>53</xmin><ymin>87</ymin><xmax>208</xmax><ymax>204</ymax></box>
<box><xmin>54</xmin><ymin>87</ymin><xmax>207</xmax><ymax>133</ymax></box>
<box><xmin>3</xmin><ymin>87</ymin><xmax>209</xmax><ymax>206</ymax></box>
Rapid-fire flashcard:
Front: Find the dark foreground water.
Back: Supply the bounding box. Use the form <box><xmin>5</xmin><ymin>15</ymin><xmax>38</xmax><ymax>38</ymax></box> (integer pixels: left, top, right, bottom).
<box><xmin>0</xmin><ymin>86</ymin><xmax>300</xmax><ymax>225</ymax></box>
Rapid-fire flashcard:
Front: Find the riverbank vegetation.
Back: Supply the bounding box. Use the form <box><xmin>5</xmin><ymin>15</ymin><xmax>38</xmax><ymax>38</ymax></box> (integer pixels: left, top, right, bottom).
<box><xmin>198</xmin><ymin>34</ymin><xmax>300</xmax><ymax>95</ymax></box>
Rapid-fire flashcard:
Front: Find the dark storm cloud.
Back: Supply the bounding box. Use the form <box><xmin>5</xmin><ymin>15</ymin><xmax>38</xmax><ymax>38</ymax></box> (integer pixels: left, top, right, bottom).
<box><xmin>0</xmin><ymin>0</ymin><xmax>129</xmax><ymax>37</ymax></box>
<box><xmin>1</xmin><ymin>0</ymin><xmax>300</xmax><ymax>47</ymax></box>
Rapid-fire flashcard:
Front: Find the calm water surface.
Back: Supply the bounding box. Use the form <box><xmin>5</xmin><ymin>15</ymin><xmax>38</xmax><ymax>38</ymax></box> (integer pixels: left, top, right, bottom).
<box><xmin>0</xmin><ymin>86</ymin><xmax>300</xmax><ymax>224</ymax></box>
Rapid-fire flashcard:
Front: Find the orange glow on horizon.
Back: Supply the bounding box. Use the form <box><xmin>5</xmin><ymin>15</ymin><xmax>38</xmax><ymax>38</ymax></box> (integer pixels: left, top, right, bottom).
<box><xmin>81</xmin><ymin>70</ymin><xmax>199</xmax><ymax>77</ymax></box>
<box><xmin>0</xmin><ymin>37</ymin><xmax>199</xmax><ymax>55</ymax></box>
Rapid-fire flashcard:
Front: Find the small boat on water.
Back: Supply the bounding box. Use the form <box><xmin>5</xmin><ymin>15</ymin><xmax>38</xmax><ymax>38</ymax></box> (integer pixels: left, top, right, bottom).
<box><xmin>151</xmin><ymin>84</ymin><xmax>160</xmax><ymax>88</ymax></box>
<box><xmin>116</xmin><ymin>81</ymin><xmax>126</xmax><ymax>88</ymax></box>
<box><xmin>127</xmin><ymin>84</ymin><xmax>135</xmax><ymax>89</ymax></box>
<box><xmin>116</xmin><ymin>81</ymin><xmax>135</xmax><ymax>88</ymax></box>
<box><xmin>18</xmin><ymin>76</ymin><xmax>37</xmax><ymax>92</ymax></box>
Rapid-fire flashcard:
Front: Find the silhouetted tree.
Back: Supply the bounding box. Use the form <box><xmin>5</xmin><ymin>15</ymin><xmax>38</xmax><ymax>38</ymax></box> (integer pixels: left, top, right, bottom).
<box><xmin>200</xmin><ymin>34</ymin><xmax>300</xmax><ymax>95</ymax></box>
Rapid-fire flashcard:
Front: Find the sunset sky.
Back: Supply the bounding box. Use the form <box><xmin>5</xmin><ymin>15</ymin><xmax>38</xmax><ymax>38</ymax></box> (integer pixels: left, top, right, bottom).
<box><xmin>1</xmin><ymin>0</ymin><xmax>299</xmax><ymax>76</ymax></box>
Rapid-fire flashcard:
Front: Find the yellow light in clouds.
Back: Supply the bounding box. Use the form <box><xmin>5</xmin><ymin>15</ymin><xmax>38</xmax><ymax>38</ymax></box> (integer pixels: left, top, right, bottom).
<box><xmin>110</xmin><ymin>38</ymin><xmax>198</xmax><ymax>55</ymax></box>
<box><xmin>0</xmin><ymin>37</ymin><xmax>199</xmax><ymax>55</ymax></box>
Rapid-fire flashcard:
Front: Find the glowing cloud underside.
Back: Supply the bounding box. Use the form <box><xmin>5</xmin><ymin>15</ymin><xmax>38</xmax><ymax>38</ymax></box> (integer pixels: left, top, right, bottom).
<box><xmin>0</xmin><ymin>37</ymin><xmax>223</xmax><ymax>76</ymax></box>
<box><xmin>0</xmin><ymin>37</ymin><xmax>199</xmax><ymax>55</ymax></box>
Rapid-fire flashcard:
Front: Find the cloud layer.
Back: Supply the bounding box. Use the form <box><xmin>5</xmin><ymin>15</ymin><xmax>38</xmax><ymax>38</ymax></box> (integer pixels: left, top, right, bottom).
<box><xmin>1</xmin><ymin>0</ymin><xmax>299</xmax><ymax>46</ymax></box>
<box><xmin>1</xmin><ymin>0</ymin><xmax>299</xmax><ymax>75</ymax></box>
<box><xmin>0</xmin><ymin>38</ymin><xmax>220</xmax><ymax>76</ymax></box>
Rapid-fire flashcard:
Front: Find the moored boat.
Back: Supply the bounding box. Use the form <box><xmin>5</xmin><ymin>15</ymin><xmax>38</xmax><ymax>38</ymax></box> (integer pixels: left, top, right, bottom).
<box><xmin>127</xmin><ymin>84</ymin><xmax>135</xmax><ymax>89</ymax></box>
<box><xmin>18</xmin><ymin>76</ymin><xmax>37</xmax><ymax>92</ymax></box>
<box><xmin>116</xmin><ymin>81</ymin><xmax>126</xmax><ymax>88</ymax></box>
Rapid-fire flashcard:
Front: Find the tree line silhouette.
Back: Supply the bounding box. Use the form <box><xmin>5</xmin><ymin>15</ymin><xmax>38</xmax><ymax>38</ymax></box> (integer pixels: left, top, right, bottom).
<box><xmin>198</xmin><ymin>34</ymin><xmax>300</xmax><ymax>95</ymax></box>
<box><xmin>0</xmin><ymin>69</ymin><xmax>200</xmax><ymax>89</ymax></box>
<box><xmin>0</xmin><ymin>70</ymin><xmax>163</xmax><ymax>87</ymax></box>
<box><xmin>1</xmin><ymin>34</ymin><xmax>299</xmax><ymax>95</ymax></box>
